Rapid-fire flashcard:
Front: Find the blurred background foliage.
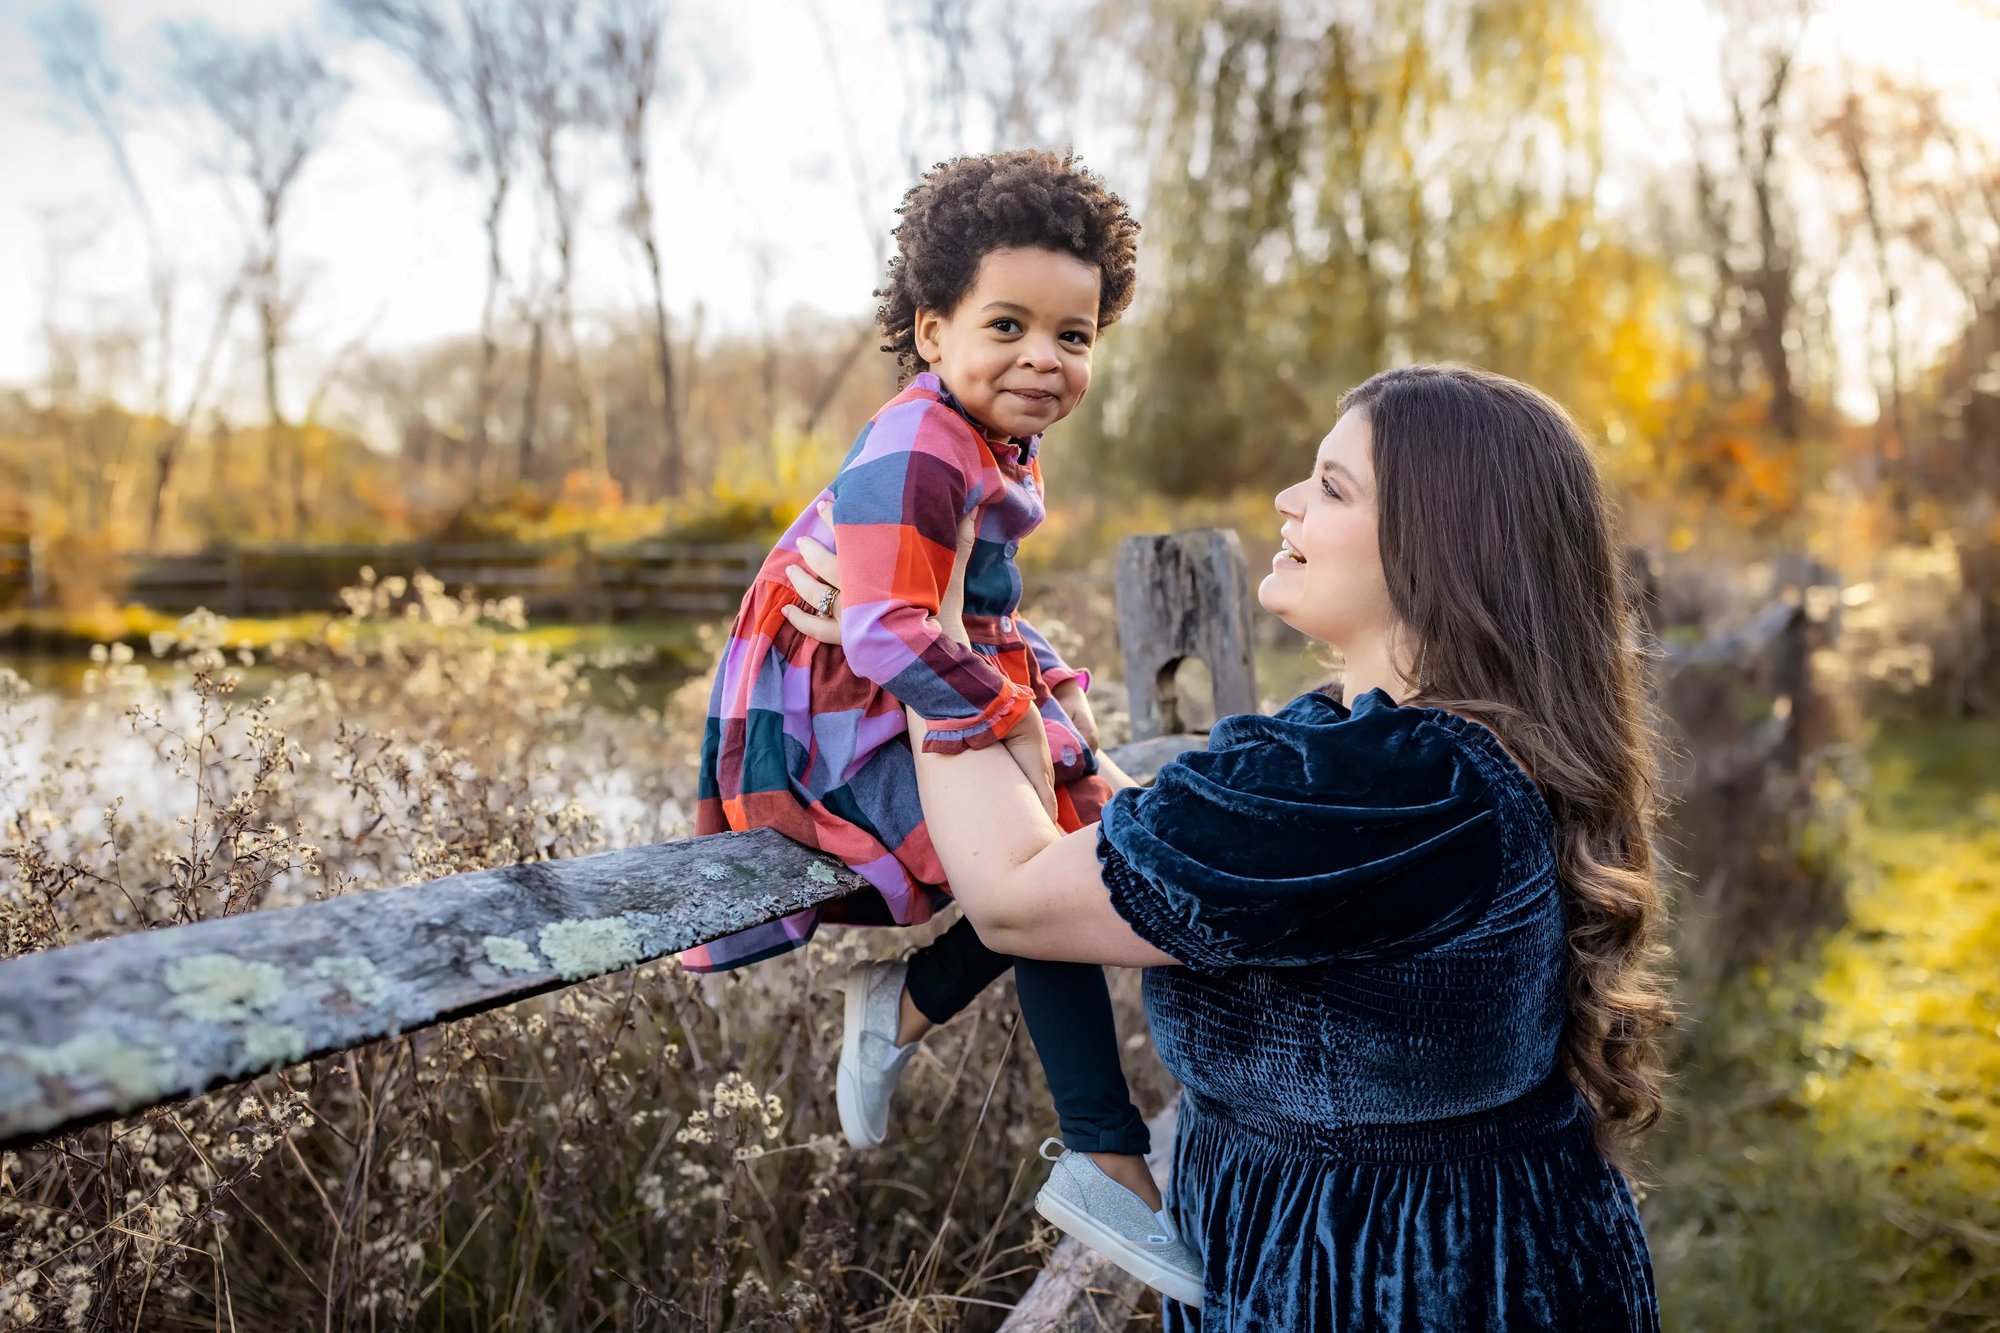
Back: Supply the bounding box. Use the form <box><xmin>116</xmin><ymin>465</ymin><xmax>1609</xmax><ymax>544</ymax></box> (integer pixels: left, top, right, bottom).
<box><xmin>2</xmin><ymin>0</ymin><xmax>1995</xmax><ymax>585</ymax></box>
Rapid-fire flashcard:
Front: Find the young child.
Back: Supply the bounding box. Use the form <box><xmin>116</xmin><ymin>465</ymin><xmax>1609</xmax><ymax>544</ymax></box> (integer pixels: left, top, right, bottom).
<box><xmin>682</xmin><ymin>151</ymin><xmax>1201</xmax><ymax>1304</ymax></box>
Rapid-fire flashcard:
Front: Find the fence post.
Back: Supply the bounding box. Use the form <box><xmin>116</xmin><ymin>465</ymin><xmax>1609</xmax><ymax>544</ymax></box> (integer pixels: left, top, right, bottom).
<box><xmin>1115</xmin><ymin>529</ymin><xmax>1258</xmax><ymax>741</ymax></box>
<box><xmin>570</xmin><ymin>534</ymin><xmax>596</xmax><ymax>623</ymax></box>
<box><xmin>224</xmin><ymin>544</ymin><xmax>246</xmax><ymax>618</ymax></box>
<box><xmin>26</xmin><ymin>534</ymin><xmax>49</xmax><ymax>613</ymax></box>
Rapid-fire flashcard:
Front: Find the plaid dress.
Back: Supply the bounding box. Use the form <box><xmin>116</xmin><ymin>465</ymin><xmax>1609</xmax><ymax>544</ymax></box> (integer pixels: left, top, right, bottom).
<box><xmin>683</xmin><ymin>372</ymin><xmax>1109</xmax><ymax>972</ymax></box>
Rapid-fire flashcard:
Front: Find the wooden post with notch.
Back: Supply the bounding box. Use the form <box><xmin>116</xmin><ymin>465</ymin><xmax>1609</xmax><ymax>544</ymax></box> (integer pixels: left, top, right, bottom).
<box><xmin>1115</xmin><ymin>529</ymin><xmax>1259</xmax><ymax>741</ymax></box>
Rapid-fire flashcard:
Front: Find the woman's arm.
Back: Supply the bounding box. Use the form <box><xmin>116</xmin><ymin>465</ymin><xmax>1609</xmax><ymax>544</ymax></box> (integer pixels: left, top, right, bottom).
<box><xmin>1092</xmin><ymin>748</ymin><xmax>1140</xmax><ymax>794</ymax></box>
<box><xmin>783</xmin><ymin>506</ymin><xmax>1170</xmax><ymax>965</ymax></box>
<box><xmin>904</xmin><ymin>707</ymin><xmax>1178</xmax><ymax>967</ymax></box>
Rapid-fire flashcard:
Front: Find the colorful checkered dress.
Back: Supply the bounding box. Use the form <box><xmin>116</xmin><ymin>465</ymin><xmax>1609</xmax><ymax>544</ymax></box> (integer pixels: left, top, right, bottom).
<box><xmin>683</xmin><ymin>372</ymin><xmax>1109</xmax><ymax>972</ymax></box>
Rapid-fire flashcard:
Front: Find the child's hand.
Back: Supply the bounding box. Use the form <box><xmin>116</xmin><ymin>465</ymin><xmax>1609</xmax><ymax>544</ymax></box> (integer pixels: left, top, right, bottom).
<box><xmin>1001</xmin><ymin>715</ymin><xmax>1060</xmax><ymax>824</ymax></box>
<box><xmin>1051</xmin><ymin>678</ymin><xmax>1100</xmax><ymax>751</ymax></box>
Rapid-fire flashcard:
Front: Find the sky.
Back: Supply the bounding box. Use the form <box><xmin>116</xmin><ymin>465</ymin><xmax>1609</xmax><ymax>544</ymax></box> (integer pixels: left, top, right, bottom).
<box><xmin>1</xmin><ymin>0</ymin><xmax>1996</xmax><ymax>428</ymax></box>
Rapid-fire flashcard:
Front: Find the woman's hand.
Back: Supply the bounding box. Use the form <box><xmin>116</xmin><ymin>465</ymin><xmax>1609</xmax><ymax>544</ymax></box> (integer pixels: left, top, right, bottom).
<box><xmin>1052</xmin><ymin>678</ymin><xmax>1100</xmax><ymax>751</ymax></box>
<box><xmin>998</xmin><ymin>708</ymin><xmax>1059</xmax><ymax>822</ymax></box>
<box><xmin>786</xmin><ymin>505</ymin><xmax>1056</xmax><ymax>820</ymax></box>
<box><xmin>780</xmin><ymin>501</ymin><xmax>975</xmax><ymax>646</ymax></box>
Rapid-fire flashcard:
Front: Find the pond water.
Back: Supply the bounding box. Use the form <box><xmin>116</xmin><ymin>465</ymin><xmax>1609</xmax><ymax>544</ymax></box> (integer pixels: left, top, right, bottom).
<box><xmin>0</xmin><ymin>646</ymin><xmax>705</xmax><ymax>867</ymax></box>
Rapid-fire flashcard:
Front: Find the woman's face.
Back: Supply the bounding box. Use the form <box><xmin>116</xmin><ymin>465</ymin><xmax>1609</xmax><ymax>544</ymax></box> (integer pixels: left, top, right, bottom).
<box><xmin>1259</xmin><ymin>409</ymin><xmax>1397</xmax><ymax>653</ymax></box>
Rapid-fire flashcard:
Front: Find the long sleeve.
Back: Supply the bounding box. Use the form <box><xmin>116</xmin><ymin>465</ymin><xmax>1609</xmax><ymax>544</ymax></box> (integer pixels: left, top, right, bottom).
<box><xmin>1014</xmin><ymin>613</ymin><xmax>1096</xmax><ymax>781</ymax></box>
<box><xmin>829</xmin><ymin>397</ymin><xmax>1036</xmax><ymax>754</ymax></box>
<box><xmin>1017</xmin><ymin>614</ymin><xmax>1091</xmax><ymax>694</ymax></box>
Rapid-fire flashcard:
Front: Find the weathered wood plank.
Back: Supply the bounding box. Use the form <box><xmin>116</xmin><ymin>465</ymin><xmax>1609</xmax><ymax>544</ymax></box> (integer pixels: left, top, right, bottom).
<box><xmin>0</xmin><ymin>740</ymin><xmax>1198</xmax><ymax>1151</ymax></box>
<box><xmin>1107</xmin><ymin>734</ymin><xmax>1209</xmax><ymax>784</ymax></box>
<box><xmin>0</xmin><ymin>830</ymin><xmax>862</xmax><ymax>1149</ymax></box>
<box><xmin>1116</xmin><ymin>531</ymin><xmax>1259</xmax><ymax>741</ymax></box>
<box><xmin>1664</xmin><ymin>597</ymin><xmax>1801</xmax><ymax>670</ymax></box>
<box><xmin>998</xmin><ymin>1097</ymin><xmax>1182</xmax><ymax>1332</ymax></box>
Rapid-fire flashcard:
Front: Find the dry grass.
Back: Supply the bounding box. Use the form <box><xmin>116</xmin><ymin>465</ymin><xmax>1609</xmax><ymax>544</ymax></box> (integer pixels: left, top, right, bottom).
<box><xmin>0</xmin><ymin>574</ymin><xmax>1167</xmax><ymax>1331</ymax></box>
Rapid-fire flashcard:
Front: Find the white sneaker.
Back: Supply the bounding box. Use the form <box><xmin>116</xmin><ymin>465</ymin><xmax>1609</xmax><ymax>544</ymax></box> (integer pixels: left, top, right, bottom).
<box><xmin>836</xmin><ymin>961</ymin><xmax>917</xmax><ymax>1149</ymax></box>
<box><xmin>1033</xmin><ymin>1138</ymin><xmax>1204</xmax><ymax>1308</ymax></box>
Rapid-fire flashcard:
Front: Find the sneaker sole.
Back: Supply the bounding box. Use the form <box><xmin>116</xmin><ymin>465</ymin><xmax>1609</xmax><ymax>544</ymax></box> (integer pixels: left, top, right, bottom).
<box><xmin>836</xmin><ymin>966</ymin><xmax>884</xmax><ymax>1150</ymax></box>
<box><xmin>1034</xmin><ymin>1186</ymin><xmax>1204</xmax><ymax>1308</ymax></box>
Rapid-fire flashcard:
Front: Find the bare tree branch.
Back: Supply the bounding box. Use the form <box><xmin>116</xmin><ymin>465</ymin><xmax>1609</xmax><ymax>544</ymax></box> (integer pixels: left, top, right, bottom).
<box><xmin>596</xmin><ymin>0</ymin><xmax>687</xmax><ymax>498</ymax></box>
<box><xmin>337</xmin><ymin>0</ymin><xmax>524</xmax><ymax>494</ymax></box>
<box><xmin>166</xmin><ymin>19</ymin><xmax>349</xmax><ymax>529</ymax></box>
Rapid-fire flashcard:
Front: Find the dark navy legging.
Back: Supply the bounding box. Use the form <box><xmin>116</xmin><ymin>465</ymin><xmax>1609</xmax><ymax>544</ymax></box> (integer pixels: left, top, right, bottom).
<box><xmin>903</xmin><ymin>914</ymin><xmax>1151</xmax><ymax>1157</ymax></box>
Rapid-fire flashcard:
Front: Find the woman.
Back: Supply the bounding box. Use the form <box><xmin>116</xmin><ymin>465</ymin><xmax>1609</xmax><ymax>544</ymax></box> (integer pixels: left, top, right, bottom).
<box><xmin>783</xmin><ymin>363</ymin><xmax>1670</xmax><ymax>1330</ymax></box>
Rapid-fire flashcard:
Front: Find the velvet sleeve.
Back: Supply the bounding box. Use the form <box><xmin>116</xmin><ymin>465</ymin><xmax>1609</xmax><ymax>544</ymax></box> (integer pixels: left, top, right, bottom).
<box><xmin>1098</xmin><ymin>691</ymin><xmax>1504</xmax><ymax>974</ymax></box>
<box><xmin>829</xmin><ymin>398</ymin><xmax>1036</xmax><ymax>754</ymax></box>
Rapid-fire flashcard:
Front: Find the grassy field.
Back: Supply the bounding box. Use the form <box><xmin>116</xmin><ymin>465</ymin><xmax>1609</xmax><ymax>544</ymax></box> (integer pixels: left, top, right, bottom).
<box><xmin>0</xmin><ymin>602</ymin><xmax>715</xmax><ymax>697</ymax></box>
<box><xmin>1646</xmin><ymin>716</ymin><xmax>2000</xmax><ymax>1331</ymax></box>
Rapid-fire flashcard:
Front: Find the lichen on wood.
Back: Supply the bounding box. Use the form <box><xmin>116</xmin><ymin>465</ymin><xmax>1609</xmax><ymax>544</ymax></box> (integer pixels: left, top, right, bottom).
<box><xmin>538</xmin><ymin>917</ymin><xmax>643</xmax><ymax>981</ymax></box>
<box><xmin>482</xmin><ymin>935</ymin><xmax>540</xmax><ymax>973</ymax></box>
<box><xmin>311</xmin><ymin>954</ymin><xmax>388</xmax><ymax>1006</ymax></box>
<box><xmin>165</xmin><ymin>953</ymin><xmax>287</xmax><ymax>1023</ymax></box>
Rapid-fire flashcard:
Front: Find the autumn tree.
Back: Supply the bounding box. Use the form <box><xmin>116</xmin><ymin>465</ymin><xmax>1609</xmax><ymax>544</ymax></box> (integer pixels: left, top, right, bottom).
<box><xmin>1103</xmin><ymin>0</ymin><xmax>1677</xmax><ymax>498</ymax></box>
<box><xmin>337</xmin><ymin>0</ymin><xmax>524</xmax><ymax>494</ymax></box>
<box><xmin>596</xmin><ymin>0</ymin><xmax>687</xmax><ymax>498</ymax></box>
<box><xmin>166</xmin><ymin>20</ymin><xmax>349</xmax><ymax>529</ymax></box>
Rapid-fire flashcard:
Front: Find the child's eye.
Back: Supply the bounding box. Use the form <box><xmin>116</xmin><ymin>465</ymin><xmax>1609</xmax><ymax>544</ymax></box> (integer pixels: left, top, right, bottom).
<box><xmin>990</xmin><ymin>318</ymin><xmax>1021</xmax><ymax>334</ymax></box>
<box><xmin>1060</xmin><ymin>330</ymin><xmax>1093</xmax><ymax>346</ymax></box>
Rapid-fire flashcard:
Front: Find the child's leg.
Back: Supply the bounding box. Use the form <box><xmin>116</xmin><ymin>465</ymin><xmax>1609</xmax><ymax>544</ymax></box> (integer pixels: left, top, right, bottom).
<box><xmin>903</xmin><ymin>915</ymin><xmax>1014</xmax><ymax>1032</ymax></box>
<box><xmin>902</xmin><ymin>919</ymin><xmax>1156</xmax><ymax>1204</ymax></box>
<box><xmin>1012</xmin><ymin>958</ymin><xmax>1151</xmax><ymax>1161</ymax></box>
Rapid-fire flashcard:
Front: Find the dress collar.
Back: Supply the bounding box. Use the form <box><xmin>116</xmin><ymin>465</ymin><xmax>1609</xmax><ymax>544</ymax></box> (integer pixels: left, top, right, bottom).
<box><xmin>912</xmin><ymin>371</ymin><xmax>1041</xmax><ymax>464</ymax></box>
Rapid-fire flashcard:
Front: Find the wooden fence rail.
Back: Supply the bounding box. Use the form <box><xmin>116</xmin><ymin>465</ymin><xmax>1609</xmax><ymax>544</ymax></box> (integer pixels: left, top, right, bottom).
<box><xmin>0</xmin><ymin>530</ymin><xmax>1842</xmax><ymax>1328</ymax></box>
<box><xmin>0</xmin><ymin>538</ymin><xmax>766</xmax><ymax>622</ymax></box>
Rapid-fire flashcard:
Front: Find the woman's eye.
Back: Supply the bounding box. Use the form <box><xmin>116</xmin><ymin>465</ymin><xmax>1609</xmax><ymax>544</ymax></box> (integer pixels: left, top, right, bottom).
<box><xmin>1320</xmin><ymin>477</ymin><xmax>1342</xmax><ymax>500</ymax></box>
<box><xmin>991</xmin><ymin>318</ymin><xmax>1021</xmax><ymax>334</ymax></box>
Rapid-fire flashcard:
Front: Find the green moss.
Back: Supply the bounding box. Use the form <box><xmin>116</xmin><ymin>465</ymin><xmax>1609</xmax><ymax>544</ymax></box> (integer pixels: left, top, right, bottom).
<box><xmin>165</xmin><ymin>953</ymin><xmax>287</xmax><ymax>1023</ymax></box>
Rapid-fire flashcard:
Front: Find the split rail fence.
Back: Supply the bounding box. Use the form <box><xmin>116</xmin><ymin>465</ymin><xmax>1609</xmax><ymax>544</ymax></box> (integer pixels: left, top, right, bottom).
<box><xmin>0</xmin><ymin>537</ymin><xmax>764</xmax><ymax>622</ymax></box>
<box><xmin>0</xmin><ymin>530</ymin><xmax>1841</xmax><ymax>1329</ymax></box>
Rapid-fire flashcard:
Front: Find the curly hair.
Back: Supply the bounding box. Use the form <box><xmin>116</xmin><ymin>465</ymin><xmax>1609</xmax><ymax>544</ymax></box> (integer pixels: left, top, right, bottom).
<box><xmin>874</xmin><ymin>150</ymin><xmax>1140</xmax><ymax>377</ymax></box>
<box><xmin>1342</xmin><ymin>364</ymin><xmax>1676</xmax><ymax>1176</ymax></box>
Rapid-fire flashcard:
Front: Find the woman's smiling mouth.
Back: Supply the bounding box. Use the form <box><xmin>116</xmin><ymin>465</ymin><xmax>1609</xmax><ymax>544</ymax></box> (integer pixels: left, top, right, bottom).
<box><xmin>1276</xmin><ymin>536</ymin><xmax>1307</xmax><ymax>567</ymax></box>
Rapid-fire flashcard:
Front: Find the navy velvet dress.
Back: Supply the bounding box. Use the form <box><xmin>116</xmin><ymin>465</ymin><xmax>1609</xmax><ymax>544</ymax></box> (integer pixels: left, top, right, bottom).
<box><xmin>1098</xmin><ymin>689</ymin><xmax>1659</xmax><ymax>1331</ymax></box>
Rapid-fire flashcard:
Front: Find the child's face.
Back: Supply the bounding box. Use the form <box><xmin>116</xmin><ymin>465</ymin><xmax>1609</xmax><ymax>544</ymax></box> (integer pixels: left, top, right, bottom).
<box><xmin>913</xmin><ymin>247</ymin><xmax>1099</xmax><ymax>441</ymax></box>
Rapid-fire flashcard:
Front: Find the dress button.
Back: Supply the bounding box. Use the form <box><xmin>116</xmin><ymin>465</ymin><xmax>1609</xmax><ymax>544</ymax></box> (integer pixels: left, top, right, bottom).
<box><xmin>1061</xmin><ymin>749</ymin><xmax>1077</xmax><ymax>765</ymax></box>
<box><xmin>999</xmin><ymin>616</ymin><xmax>1013</xmax><ymax>632</ymax></box>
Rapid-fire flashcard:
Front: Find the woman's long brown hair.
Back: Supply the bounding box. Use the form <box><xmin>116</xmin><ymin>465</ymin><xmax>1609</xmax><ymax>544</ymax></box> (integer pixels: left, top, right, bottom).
<box><xmin>1343</xmin><ymin>364</ymin><xmax>1673</xmax><ymax>1170</ymax></box>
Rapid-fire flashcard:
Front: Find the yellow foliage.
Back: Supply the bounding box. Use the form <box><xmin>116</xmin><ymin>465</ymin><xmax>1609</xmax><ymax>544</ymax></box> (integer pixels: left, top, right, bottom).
<box><xmin>1647</xmin><ymin>717</ymin><xmax>2000</xmax><ymax>1329</ymax></box>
